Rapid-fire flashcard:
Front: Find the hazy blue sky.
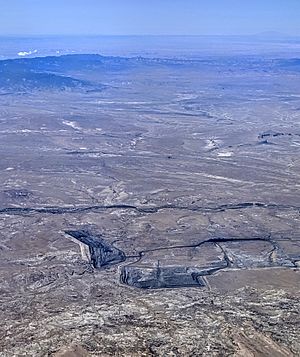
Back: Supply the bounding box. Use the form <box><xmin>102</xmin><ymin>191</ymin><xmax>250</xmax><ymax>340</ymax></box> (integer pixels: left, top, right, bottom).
<box><xmin>1</xmin><ymin>0</ymin><xmax>300</xmax><ymax>36</ymax></box>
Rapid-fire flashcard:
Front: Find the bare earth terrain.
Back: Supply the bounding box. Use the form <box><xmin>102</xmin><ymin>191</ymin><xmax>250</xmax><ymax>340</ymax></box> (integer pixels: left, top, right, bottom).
<box><xmin>0</xmin><ymin>51</ymin><xmax>299</xmax><ymax>356</ymax></box>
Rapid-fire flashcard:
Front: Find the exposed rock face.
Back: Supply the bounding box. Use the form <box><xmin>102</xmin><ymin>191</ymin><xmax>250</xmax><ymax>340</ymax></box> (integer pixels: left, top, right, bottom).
<box><xmin>53</xmin><ymin>344</ymin><xmax>90</xmax><ymax>357</ymax></box>
<box><xmin>65</xmin><ymin>230</ymin><xmax>126</xmax><ymax>268</ymax></box>
<box><xmin>231</xmin><ymin>329</ymin><xmax>294</xmax><ymax>357</ymax></box>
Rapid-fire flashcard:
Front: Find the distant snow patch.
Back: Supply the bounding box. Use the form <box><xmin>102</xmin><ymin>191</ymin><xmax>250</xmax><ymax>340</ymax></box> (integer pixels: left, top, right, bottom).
<box><xmin>62</xmin><ymin>120</ymin><xmax>81</xmax><ymax>130</ymax></box>
<box><xmin>17</xmin><ymin>49</ymin><xmax>38</xmax><ymax>57</ymax></box>
<box><xmin>217</xmin><ymin>151</ymin><xmax>233</xmax><ymax>157</ymax></box>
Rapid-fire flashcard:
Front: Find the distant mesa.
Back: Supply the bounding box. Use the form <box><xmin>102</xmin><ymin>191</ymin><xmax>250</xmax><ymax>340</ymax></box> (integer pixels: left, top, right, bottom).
<box><xmin>0</xmin><ymin>54</ymin><xmax>110</xmax><ymax>92</ymax></box>
<box><xmin>1</xmin><ymin>53</ymin><xmax>300</xmax><ymax>92</ymax></box>
<box><xmin>253</xmin><ymin>31</ymin><xmax>291</xmax><ymax>39</ymax></box>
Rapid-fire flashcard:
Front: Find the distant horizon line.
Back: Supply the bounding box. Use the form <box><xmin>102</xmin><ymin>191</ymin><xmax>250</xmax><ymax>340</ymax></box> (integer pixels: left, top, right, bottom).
<box><xmin>1</xmin><ymin>32</ymin><xmax>299</xmax><ymax>38</ymax></box>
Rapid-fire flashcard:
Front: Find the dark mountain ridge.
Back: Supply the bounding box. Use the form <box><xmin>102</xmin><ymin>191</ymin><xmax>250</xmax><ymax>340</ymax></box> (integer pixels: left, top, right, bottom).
<box><xmin>0</xmin><ymin>53</ymin><xmax>299</xmax><ymax>92</ymax></box>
